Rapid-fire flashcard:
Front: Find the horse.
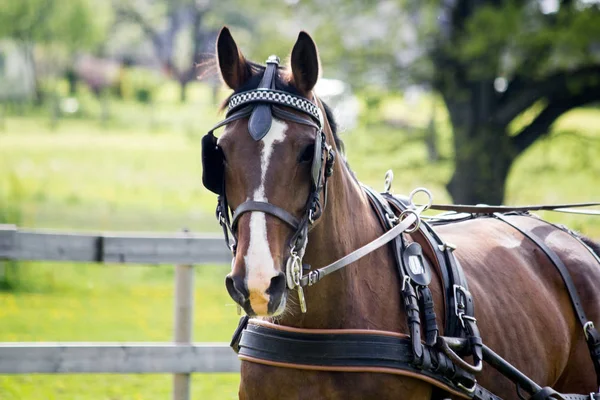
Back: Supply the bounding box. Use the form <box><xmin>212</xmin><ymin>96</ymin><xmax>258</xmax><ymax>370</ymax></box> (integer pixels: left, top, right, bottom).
<box><xmin>204</xmin><ymin>27</ymin><xmax>600</xmax><ymax>399</ymax></box>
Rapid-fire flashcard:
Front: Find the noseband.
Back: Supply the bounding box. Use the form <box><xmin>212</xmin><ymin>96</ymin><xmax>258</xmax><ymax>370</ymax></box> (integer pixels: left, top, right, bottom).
<box><xmin>201</xmin><ymin>56</ymin><xmax>335</xmax><ymax>312</ymax></box>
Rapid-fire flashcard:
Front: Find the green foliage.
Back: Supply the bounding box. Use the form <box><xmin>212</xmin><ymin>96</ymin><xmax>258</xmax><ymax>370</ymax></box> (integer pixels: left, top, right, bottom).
<box><xmin>120</xmin><ymin>67</ymin><xmax>165</xmax><ymax>104</ymax></box>
<box><xmin>0</xmin><ymin>0</ymin><xmax>111</xmax><ymax>50</ymax></box>
<box><xmin>455</xmin><ymin>2</ymin><xmax>600</xmax><ymax>79</ymax></box>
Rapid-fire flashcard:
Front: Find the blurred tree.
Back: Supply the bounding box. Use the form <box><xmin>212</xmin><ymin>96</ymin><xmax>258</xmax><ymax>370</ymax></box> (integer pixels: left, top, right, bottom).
<box><xmin>287</xmin><ymin>0</ymin><xmax>600</xmax><ymax>203</ymax></box>
<box><xmin>430</xmin><ymin>0</ymin><xmax>600</xmax><ymax>203</ymax></box>
<box><xmin>0</xmin><ymin>0</ymin><xmax>111</xmax><ymax>101</ymax></box>
<box><xmin>113</xmin><ymin>0</ymin><xmax>218</xmax><ymax>102</ymax></box>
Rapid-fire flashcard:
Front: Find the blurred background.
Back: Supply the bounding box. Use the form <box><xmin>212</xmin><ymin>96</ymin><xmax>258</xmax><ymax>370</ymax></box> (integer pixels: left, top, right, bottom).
<box><xmin>0</xmin><ymin>0</ymin><xmax>599</xmax><ymax>398</ymax></box>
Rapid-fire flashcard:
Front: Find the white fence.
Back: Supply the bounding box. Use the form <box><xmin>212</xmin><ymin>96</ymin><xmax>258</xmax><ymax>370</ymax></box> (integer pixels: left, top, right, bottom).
<box><xmin>0</xmin><ymin>224</ymin><xmax>240</xmax><ymax>400</ymax></box>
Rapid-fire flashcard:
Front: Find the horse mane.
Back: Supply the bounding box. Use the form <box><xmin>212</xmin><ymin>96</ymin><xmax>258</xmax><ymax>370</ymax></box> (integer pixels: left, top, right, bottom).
<box><xmin>580</xmin><ymin>235</ymin><xmax>600</xmax><ymax>261</ymax></box>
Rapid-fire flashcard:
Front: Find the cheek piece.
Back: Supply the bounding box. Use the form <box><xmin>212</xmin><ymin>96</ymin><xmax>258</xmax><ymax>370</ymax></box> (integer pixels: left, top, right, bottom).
<box><xmin>201</xmin><ymin>55</ymin><xmax>336</xmax><ymax>313</ymax></box>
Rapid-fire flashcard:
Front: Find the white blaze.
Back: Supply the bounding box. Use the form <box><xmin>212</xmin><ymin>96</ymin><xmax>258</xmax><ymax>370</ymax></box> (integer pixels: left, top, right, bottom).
<box><xmin>244</xmin><ymin>119</ymin><xmax>288</xmax><ymax>293</ymax></box>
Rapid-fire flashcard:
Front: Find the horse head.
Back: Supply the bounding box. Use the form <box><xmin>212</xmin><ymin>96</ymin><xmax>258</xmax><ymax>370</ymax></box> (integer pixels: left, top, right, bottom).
<box><xmin>206</xmin><ymin>27</ymin><xmax>335</xmax><ymax>317</ymax></box>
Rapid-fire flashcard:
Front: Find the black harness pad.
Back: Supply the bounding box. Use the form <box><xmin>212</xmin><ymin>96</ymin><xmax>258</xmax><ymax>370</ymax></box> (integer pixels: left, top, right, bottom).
<box><xmin>201</xmin><ymin>132</ymin><xmax>224</xmax><ymax>195</ymax></box>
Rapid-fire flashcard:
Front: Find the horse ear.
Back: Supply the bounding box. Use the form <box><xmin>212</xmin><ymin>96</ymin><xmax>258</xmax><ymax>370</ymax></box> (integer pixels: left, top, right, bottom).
<box><xmin>290</xmin><ymin>31</ymin><xmax>320</xmax><ymax>94</ymax></box>
<box><xmin>216</xmin><ymin>26</ymin><xmax>251</xmax><ymax>90</ymax></box>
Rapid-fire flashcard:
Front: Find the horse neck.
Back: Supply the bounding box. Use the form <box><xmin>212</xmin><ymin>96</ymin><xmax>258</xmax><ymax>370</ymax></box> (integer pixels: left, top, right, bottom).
<box><xmin>276</xmin><ymin>149</ymin><xmax>403</xmax><ymax>330</ymax></box>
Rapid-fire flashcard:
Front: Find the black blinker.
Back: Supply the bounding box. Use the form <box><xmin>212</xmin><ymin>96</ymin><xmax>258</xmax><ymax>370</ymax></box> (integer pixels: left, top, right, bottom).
<box><xmin>201</xmin><ymin>132</ymin><xmax>225</xmax><ymax>195</ymax></box>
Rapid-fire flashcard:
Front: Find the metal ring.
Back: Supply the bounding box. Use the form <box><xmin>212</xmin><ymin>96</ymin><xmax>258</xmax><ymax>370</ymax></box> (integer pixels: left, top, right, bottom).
<box><xmin>286</xmin><ymin>254</ymin><xmax>301</xmax><ymax>290</ymax></box>
<box><xmin>384</xmin><ymin>170</ymin><xmax>394</xmax><ymax>193</ymax></box>
<box><xmin>399</xmin><ymin>209</ymin><xmax>421</xmax><ymax>233</ymax></box>
<box><xmin>439</xmin><ymin>338</ymin><xmax>483</xmax><ymax>374</ymax></box>
<box><xmin>409</xmin><ymin>187</ymin><xmax>433</xmax><ymax>211</ymax></box>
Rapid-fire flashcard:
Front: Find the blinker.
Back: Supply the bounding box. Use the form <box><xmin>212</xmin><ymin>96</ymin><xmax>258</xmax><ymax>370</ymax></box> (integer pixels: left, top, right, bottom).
<box><xmin>248</xmin><ymin>55</ymin><xmax>280</xmax><ymax>141</ymax></box>
<box><xmin>201</xmin><ymin>132</ymin><xmax>224</xmax><ymax>195</ymax></box>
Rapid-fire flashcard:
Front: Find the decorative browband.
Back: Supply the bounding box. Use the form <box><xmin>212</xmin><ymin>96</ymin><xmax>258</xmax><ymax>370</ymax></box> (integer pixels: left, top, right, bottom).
<box><xmin>227</xmin><ymin>88</ymin><xmax>322</xmax><ymax>124</ymax></box>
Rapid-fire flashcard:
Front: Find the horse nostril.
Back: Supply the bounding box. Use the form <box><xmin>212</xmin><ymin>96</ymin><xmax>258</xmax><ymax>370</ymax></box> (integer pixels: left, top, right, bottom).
<box><xmin>225</xmin><ymin>274</ymin><xmax>249</xmax><ymax>304</ymax></box>
<box><xmin>267</xmin><ymin>272</ymin><xmax>286</xmax><ymax>296</ymax></box>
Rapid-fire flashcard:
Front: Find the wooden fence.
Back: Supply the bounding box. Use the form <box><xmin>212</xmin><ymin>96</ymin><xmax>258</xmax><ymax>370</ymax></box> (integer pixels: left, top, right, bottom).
<box><xmin>0</xmin><ymin>224</ymin><xmax>240</xmax><ymax>400</ymax></box>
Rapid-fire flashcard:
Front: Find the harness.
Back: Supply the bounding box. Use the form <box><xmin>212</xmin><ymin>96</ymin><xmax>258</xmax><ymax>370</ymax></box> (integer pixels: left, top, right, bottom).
<box><xmin>202</xmin><ymin>55</ymin><xmax>600</xmax><ymax>400</ymax></box>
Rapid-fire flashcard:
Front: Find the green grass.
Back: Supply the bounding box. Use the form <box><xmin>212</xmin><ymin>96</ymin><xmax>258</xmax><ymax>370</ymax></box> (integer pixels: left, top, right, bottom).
<box><xmin>0</xmin><ymin>264</ymin><xmax>241</xmax><ymax>399</ymax></box>
<box><xmin>0</xmin><ymin>85</ymin><xmax>599</xmax><ymax>398</ymax></box>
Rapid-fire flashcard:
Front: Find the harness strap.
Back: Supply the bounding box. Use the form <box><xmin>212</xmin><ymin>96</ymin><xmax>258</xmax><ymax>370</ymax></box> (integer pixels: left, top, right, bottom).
<box><xmin>493</xmin><ymin>213</ymin><xmax>590</xmax><ymax>328</ymax></box>
<box><xmin>494</xmin><ymin>213</ymin><xmax>600</xmax><ymax>387</ymax></box>
<box><xmin>427</xmin><ymin>202</ymin><xmax>600</xmax><ymax>214</ymax></box>
<box><xmin>231</xmin><ymin>201</ymin><xmax>301</xmax><ymax>231</ymax></box>
<box><xmin>419</xmin><ymin>286</ymin><xmax>439</xmax><ymax>346</ymax></box>
<box><xmin>300</xmin><ymin>210</ymin><xmax>418</xmax><ymax>287</ymax></box>
<box><xmin>237</xmin><ymin>320</ymin><xmax>477</xmax><ymax>399</ymax></box>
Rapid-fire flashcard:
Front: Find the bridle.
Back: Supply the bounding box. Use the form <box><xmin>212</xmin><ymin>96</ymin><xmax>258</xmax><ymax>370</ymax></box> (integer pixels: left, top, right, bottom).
<box><xmin>201</xmin><ymin>55</ymin><xmax>335</xmax><ymax>312</ymax></box>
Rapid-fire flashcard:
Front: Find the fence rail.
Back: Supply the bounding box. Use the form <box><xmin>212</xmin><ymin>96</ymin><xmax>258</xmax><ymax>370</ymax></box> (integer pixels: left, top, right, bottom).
<box><xmin>0</xmin><ymin>224</ymin><xmax>231</xmax><ymax>264</ymax></box>
<box><xmin>0</xmin><ymin>343</ymin><xmax>240</xmax><ymax>374</ymax></box>
<box><xmin>0</xmin><ymin>224</ymin><xmax>238</xmax><ymax>400</ymax></box>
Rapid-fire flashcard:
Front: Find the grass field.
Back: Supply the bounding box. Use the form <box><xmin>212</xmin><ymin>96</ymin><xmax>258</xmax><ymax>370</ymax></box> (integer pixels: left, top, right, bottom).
<box><xmin>0</xmin><ymin>83</ymin><xmax>599</xmax><ymax>399</ymax></box>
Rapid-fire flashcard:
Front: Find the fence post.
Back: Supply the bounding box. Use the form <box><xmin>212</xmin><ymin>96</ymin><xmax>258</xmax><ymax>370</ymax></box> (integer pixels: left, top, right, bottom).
<box><xmin>172</xmin><ymin>263</ymin><xmax>194</xmax><ymax>400</ymax></box>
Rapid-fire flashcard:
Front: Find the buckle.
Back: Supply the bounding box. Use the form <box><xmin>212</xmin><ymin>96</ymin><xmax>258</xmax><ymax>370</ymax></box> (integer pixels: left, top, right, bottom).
<box><xmin>307</xmin><ymin>270</ymin><xmax>320</xmax><ymax>286</ymax></box>
<box><xmin>584</xmin><ymin>321</ymin><xmax>595</xmax><ymax>341</ymax></box>
<box><xmin>385</xmin><ymin>212</ymin><xmax>399</xmax><ymax>227</ymax></box>
<box><xmin>453</xmin><ymin>284</ymin><xmax>475</xmax><ymax>328</ymax></box>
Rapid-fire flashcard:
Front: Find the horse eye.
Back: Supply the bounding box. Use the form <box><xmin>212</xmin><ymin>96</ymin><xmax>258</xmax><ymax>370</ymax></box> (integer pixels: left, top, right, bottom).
<box><xmin>298</xmin><ymin>144</ymin><xmax>315</xmax><ymax>163</ymax></box>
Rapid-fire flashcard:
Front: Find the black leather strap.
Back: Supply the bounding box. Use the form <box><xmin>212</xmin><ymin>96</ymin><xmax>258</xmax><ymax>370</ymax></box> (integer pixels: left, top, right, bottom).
<box><xmin>231</xmin><ymin>200</ymin><xmax>301</xmax><ymax>231</ymax></box>
<box><xmin>419</xmin><ymin>286</ymin><xmax>439</xmax><ymax>346</ymax></box>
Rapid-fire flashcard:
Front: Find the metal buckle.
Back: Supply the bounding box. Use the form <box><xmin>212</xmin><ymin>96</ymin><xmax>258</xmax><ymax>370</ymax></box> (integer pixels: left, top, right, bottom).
<box><xmin>453</xmin><ymin>284</ymin><xmax>474</xmax><ymax>328</ymax></box>
<box><xmin>457</xmin><ymin>380</ymin><xmax>477</xmax><ymax>394</ymax></box>
<box><xmin>308</xmin><ymin>208</ymin><xmax>315</xmax><ymax>225</ymax></box>
<box><xmin>307</xmin><ymin>270</ymin><xmax>319</xmax><ymax>286</ymax></box>
<box><xmin>401</xmin><ymin>275</ymin><xmax>411</xmax><ymax>291</ymax></box>
<box><xmin>385</xmin><ymin>212</ymin><xmax>399</xmax><ymax>227</ymax></box>
<box><xmin>266</xmin><ymin>55</ymin><xmax>280</xmax><ymax>65</ymax></box>
<box><xmin>584</xmin><ymin>321</ymin><xmax>595</xmax><ymax>341</ymax></box>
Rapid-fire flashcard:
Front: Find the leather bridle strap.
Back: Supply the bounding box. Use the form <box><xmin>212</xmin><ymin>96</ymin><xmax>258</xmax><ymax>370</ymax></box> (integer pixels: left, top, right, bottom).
<box><xmin>300</xmin><ymin>211</ymin><xmax>418</xmax><ymax>287</ymax></box>
<box><xmin>231</xmin><ymin>201</ymin><xmax>301</xmax><ymax>231</ymax></box>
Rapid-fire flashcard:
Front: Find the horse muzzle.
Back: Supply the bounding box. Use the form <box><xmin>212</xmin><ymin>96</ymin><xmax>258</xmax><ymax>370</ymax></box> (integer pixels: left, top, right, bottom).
<box><xmin>225</xmin><ymin>271</ymin><xmax>287</xmax><ymax>316</ymax></box>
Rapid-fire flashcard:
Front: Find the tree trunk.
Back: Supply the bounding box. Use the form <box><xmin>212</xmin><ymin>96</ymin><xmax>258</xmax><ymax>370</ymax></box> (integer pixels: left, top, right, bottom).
<box><xmin>446</xmin><ymin>116</ymin><xmax>514</xmax><ymax>204</ymax></box>
<box><xmin>179</xmin><ymin>80</ymin><xmax>188</xmax><ymax>103</ymax></box>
